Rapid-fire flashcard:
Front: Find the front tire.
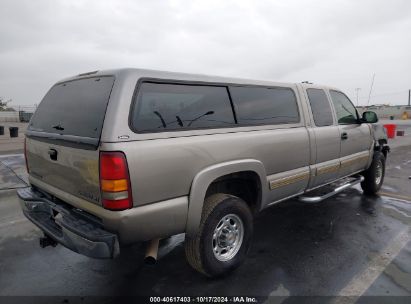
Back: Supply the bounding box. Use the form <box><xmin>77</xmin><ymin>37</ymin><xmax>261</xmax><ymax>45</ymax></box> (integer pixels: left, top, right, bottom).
<box><xmin>185</xmin><ymin>194</ymin><xmax>253</xmax><ymax>277</ymax></box>
<box><xmin>361</xmin><ymin>151</ymin><xmax>385</xmax><ymax>195</ymax></box>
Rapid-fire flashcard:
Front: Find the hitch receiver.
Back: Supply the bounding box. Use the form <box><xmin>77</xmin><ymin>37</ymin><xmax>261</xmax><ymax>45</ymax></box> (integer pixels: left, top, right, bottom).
<box><xmin>39</xmin><ymin>235</ymin><xmax>58</xmax><ymax>248</ymax></box>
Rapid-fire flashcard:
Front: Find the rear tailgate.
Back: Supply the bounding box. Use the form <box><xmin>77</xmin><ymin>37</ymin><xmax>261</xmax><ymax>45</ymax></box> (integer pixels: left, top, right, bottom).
<box><xmin>26</xmin><ymin>75</ymin><xmax>115</xmax><ymax>206</ymax></box>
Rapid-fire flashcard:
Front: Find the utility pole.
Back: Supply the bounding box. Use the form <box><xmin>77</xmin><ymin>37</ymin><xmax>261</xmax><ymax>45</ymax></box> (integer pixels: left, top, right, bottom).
<box><xmin>355</xmin><ymin>88</ymin><xmax>361</xmax><ymax>106</ymax></box>
<box><xmin>408</xmin><ymin>89</ymin><xmax>410</xmax><ymax>106</ymax></box>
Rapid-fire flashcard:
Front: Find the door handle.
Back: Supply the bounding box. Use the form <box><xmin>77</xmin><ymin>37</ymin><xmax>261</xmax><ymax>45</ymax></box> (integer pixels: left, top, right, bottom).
<box><xmin>341</xmin><ymin>132</ymin><xmax>348</xmax><ymax>140</ymax></box>
<box><xmin>48</xmin><ymin>148</ymin><xmax>58</xmax><ymax>161</ymax></box>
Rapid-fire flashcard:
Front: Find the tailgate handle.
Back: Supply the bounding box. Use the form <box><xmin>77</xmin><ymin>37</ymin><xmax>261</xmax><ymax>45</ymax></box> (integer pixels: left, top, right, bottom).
<box><xmin>48</xmin><ymin>149</ymin><xmax>58</xmax><ymax>161</ymax></box>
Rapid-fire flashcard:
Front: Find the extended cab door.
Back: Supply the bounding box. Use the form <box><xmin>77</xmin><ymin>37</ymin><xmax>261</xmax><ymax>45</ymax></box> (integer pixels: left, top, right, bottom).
<box><xmin>328</xmin><ymin>90</ymin><xmax>372</xmax><ymax>177</ymax></box>
<box><xmin>303</xmin><ymin>86</ymin><xmax>341</xmax><ymax>189</ymax></box>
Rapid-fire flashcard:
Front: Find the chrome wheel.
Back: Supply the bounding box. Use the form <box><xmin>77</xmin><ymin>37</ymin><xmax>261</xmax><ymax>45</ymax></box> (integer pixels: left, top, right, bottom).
<box><xmin>375</xmin><ymin>160</ymin><xmax>383</xmax><ymax>185</ymax></box>
<box><xmin>212</xmin><ymin>214</ymin><xmax>244</xmax><ymax>262</ymax></box>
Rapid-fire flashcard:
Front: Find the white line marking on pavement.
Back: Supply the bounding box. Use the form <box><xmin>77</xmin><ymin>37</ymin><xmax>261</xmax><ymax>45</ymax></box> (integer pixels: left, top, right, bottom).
<box><xmin>0</xmin><ymin>153</ymin><xmax>24</xmax><ymax>158</ymax></box>
<box><xmin>333</xmin><ymin>228</ymin><xmax>410</xmax><ymax>303</ymax></box>
<box><xmin>0</xmin><ymin>218</ymin><xmax>28</xmax><ymax>229</ymax></box>
<box><xmin>379</xmin><ymin>192</ymin><xmax>411</xmax><ymax>203</ymax></box>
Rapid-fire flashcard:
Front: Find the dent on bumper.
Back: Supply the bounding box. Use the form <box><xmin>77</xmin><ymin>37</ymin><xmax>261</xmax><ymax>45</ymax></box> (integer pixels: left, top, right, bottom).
<box><xmin>18</xmin><ymin>187</ymin><xmax>119</xmax><ymax>259</ymax></box>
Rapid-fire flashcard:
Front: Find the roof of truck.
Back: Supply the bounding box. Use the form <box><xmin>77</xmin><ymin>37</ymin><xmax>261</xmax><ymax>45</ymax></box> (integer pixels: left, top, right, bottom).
<box><xmin>59</xmin><ymin>68</ymin><xmax>332</xmax><ymax>89</ymax></box>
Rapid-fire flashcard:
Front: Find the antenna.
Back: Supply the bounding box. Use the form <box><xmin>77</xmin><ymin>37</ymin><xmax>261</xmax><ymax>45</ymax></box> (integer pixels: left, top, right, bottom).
<box><xmin>355</xmin><ymin>88</ymin><xmax>361</xmax><ymax>106</ymax></box>
<box><xmin>367</xmin><ymin>74</ymin><xmax>375</xmax><ymax>106</ymax></box>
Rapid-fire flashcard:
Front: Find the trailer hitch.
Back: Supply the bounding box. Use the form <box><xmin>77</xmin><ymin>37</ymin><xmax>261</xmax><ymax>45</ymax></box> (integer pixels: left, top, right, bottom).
<box><xmin>39</xmin><ymin>235</ymin><xmax>58</xmax><ymax>248</ymax></box>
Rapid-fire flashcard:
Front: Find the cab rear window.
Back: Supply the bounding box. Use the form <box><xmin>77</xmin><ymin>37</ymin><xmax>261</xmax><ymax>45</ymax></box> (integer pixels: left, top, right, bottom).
<box><xmin>28</xmin><ymin>76</ymin><xmax>114</xmax><ymax>139</ymax></box>
<box><xmin>307</xmin><ymin>88</ymin><xmax>334</xmax><ymax>127</ymax></box>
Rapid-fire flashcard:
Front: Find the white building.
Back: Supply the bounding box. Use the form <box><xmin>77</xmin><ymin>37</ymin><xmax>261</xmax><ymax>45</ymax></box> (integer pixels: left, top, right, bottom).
<box><xmin>356</xmin><ymin>105</ymin><xmax>411</xmax><ymax>120</ymax></box>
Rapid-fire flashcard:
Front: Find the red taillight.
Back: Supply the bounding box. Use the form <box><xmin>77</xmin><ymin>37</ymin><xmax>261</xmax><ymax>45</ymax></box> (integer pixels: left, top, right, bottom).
<box><xmin>24</xmin><ymin>138</ymin><xmax>29</xmax><ymax>173</ymax></box>
<box><xmin>99</xmin><ymin>152</ymin><xmax>133</xmax><ymax>210</ymax></box>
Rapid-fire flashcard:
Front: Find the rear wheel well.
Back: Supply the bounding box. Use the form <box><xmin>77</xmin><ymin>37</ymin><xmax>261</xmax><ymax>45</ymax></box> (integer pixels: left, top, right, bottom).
<box><xmin>205</xmin><ymin>171</ymin><xmax>262</xmax><ymax>215</ymax></box>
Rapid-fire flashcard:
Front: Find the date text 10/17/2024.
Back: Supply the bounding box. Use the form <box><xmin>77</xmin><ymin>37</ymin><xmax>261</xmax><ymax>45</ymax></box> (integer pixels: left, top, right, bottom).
<box><xmin>149</xmin><ymin>297</ymin><xmax>258</xmax><ymax>303</ymax></box>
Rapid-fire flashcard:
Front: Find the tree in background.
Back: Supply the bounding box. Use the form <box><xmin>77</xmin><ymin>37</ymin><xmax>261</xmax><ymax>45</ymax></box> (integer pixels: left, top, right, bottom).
<box><xmin>0</xmin><ymin>97</ymin><xmax>14</xmax><ymax>111</ymax></box>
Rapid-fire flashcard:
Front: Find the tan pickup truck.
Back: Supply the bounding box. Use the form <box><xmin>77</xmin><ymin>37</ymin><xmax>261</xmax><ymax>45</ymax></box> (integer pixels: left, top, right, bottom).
<box><xmin>18</xmin><ymin>68</ymin><xmax>389</xmax><ymax>277</ymax></box>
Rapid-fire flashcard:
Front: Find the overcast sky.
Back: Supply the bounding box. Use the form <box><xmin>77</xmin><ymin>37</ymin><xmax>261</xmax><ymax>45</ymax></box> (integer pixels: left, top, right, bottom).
<box><xmin>1</xmin><ymin>0</ymin><xmax>410</xmax><ymax>107</ymax></box>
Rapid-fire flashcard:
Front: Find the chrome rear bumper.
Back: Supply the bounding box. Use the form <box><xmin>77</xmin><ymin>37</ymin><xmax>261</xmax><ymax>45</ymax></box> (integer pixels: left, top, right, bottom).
<box><xmin>17</xmin><ymin>187</ymin><xmax>119</xmax><ymax>259</ymax></box>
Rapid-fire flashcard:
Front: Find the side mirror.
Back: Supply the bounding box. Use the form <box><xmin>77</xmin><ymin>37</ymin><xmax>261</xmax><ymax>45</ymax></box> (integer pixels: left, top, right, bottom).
<box><xmin>362</xmin><ymin>111</ymin><xmax>378</xmax><ymax>123</ymax></box>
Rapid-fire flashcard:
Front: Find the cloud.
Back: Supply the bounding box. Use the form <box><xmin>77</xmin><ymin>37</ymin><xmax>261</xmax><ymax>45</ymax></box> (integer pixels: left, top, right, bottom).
<box><xmin>0</xmin><ymin>0</ymin><xmax>410</xmax><ymax>106</ymax></box>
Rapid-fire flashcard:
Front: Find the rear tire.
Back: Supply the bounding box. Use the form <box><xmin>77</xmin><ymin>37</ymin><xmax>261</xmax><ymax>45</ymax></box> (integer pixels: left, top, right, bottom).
<box><xmin>361</xmin><ymin>151</ymin><xmax>385</xmax><ymax>195</ymax></box>
<box><xmin>185</xmin><ymin>194</ymin><xmax>253</xmax><ymax>277</ymax></box>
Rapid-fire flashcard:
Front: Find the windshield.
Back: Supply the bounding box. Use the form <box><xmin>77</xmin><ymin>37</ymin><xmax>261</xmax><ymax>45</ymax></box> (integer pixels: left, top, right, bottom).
<box><xmin>28</xmin><ymin>76</ymin><xmax>114</xmax><ymax>139</ymax></box>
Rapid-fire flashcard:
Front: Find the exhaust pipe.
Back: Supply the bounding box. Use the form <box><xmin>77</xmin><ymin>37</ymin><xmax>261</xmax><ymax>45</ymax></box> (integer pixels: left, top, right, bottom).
<box><xmin>144</xmin><ymin>238</ymin><xmax>160</xmax><ymax>265</ymax></box>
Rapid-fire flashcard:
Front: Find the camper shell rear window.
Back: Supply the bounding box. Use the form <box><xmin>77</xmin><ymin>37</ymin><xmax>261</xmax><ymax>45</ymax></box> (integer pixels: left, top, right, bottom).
<box><xmin>28</xmin><ymin>76</ymin><xmax>115</xmax><ymax>144</ymax></box>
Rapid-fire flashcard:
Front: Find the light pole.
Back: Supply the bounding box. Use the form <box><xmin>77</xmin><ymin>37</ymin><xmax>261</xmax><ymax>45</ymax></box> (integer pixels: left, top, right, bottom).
<box><xmin>355</xmin><ymin>88</ymin><xmax>361</xmax><ymax>107</ymax></box>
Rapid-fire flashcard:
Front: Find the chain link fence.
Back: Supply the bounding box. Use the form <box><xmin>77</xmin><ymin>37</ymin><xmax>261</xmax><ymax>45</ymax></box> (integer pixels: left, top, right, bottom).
<box><xmin>0</xmin><ymin>105</ymin><xmax>38</xmax><ymax>122</ymax></box>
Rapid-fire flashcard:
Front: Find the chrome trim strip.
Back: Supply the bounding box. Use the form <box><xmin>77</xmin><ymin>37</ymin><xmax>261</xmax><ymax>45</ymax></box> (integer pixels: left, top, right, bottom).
<box><xmin>314</xmin><ymin>153</ymin><xmax>370</xmax><ymax>177</ymax></box>
<box><xmin>340</xmin><ymin>155</ymin><xmax>369</xmax><ymax>168</ymax></box>
<box><xmin>316</xmin><ymin>163</ymin><xmax>340</xmax><ymax>176</ymax></box>
<box><xmin>269</xmin><ymin>172</ymin><xmax>309</xmax><ymax>190</ymax></box>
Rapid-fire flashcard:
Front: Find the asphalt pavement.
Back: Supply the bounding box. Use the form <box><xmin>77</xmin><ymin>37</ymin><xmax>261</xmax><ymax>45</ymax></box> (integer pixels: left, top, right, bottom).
<box><xmin>0</xmin><ymin>131</ymin><xmax>410</xmax><ymax>303</ymax></box>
